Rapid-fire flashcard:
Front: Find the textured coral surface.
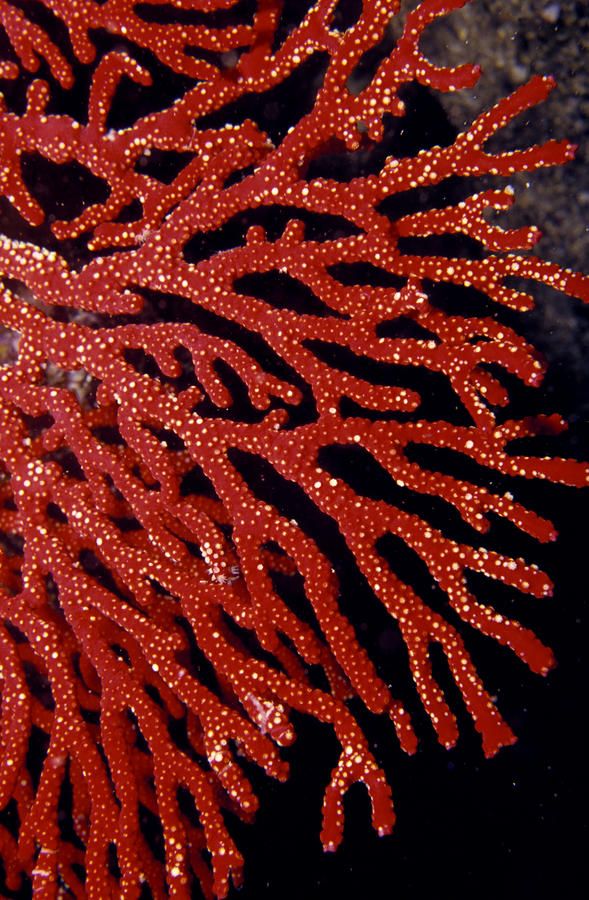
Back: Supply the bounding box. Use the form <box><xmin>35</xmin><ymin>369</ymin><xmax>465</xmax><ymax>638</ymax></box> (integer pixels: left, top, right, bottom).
<box><xmin>0</xmin><ymin>1</ymin><xmax>587</xmax><ymax>897</ymax></box>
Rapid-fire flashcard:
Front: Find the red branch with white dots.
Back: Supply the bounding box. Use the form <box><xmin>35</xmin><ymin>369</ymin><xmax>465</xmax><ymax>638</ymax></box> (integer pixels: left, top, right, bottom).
<box><xmin>0</xmin><ymin>1</ymin><xmax>587</xmax><ymax>897</ymax></box>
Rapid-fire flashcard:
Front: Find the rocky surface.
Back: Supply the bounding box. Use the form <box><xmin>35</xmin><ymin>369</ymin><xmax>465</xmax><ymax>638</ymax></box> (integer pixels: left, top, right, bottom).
<box><xmin>398</xmin><ymin>0</ymin><xmax>589</xmax><ymax>417</ymax></box>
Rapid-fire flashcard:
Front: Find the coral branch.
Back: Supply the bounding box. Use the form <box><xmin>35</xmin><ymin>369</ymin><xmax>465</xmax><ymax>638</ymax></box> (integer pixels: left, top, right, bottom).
<box><xmin>0</xmin><ymin>0</ymin><xmax>587</xmax><ymax>896</ymax></box>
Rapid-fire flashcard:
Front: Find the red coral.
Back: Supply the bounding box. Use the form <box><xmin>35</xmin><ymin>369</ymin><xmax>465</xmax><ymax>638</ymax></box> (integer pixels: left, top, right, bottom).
<box><xmin>0</xmin><ymin>1</ymin><xmax>587</xmax><ymax>897</ymax></box>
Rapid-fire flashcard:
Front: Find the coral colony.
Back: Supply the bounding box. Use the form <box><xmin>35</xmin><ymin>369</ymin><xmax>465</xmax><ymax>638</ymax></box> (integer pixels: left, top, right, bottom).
<box><xmin>0</xmin><ymin>0</ymin><xmax>587</xmax><ymax>897</ymax></box>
